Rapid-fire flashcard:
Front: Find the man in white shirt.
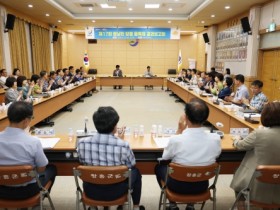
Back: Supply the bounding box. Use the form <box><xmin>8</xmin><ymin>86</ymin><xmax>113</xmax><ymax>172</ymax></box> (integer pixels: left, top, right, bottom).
<box><xmin>155</xmin><ymin>98</ymin><xmax>221</xmax><ymax>210</ymax></box>
<box><xmin>0</xmin><ymin>69</ymin><xmax>8</xmax><ymax>87</ymax></box>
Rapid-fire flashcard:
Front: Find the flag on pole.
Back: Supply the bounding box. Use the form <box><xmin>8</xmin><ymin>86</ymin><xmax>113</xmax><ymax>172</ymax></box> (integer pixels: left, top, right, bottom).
<box><xmin>83</xmin><ymin>52</ymin><xmax>89</xmax><ymax>67</ymax></box>
<box><xmin>177</xmin><ymin>49</ymin><xmax>182</xmax><ymax>72</ymax></box>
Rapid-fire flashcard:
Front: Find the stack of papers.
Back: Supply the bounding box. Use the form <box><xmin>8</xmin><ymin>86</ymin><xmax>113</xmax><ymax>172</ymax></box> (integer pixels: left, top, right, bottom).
<box><xmin>244</xmin><ymin>113</ymin><xmax>261</xmax><ymax>118</ymax></box>
<box><xmin>153</xmin><ymin>137</ymin><xmax>170</xmax><ymax>148</ymax></box>
<box><xmin>39</xmin><ymin>138</ymin><xmax>60</xmax><ymax>149</ymax></box>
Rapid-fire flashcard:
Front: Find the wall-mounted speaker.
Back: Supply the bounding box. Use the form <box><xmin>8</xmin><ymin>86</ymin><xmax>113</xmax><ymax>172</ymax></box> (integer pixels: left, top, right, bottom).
<box><xmin>241</xmin><ymin>17</ymin><xmax>251</xmax><ymax>34</ymax></box>
<box><xmin>52</xmin><ymin>31</ymin><xmax>59</xmax><ymax>42</ymax></box>
<box><xmin>5</xmin><ymin>14</ymin><xmax>16</xmax><ymax>31</ymax></box>
<box><xmin>203</xmin><ymin>33</ymin><xmax>210</xmax><ymax>44</ymax></box>
<box><xmin>88</xmin><ymin>39</ymin><xmax>97</xmax><ymax>44</ymax></box>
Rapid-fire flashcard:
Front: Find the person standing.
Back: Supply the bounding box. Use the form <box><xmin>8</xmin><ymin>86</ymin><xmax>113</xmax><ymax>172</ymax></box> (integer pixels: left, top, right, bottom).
<box><xmin>113</xmin><ymin>65</ymin><xmax>123</xmax><ymax>89</ymax></box>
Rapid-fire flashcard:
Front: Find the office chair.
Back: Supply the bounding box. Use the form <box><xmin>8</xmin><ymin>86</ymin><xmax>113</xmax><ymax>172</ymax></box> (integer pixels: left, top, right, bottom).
<box><xmin>167</xmin><ymin>69</ymin><xmax>177</xmax><ymax>75</ymax></box>
<box><xmin>73</xmin><ymin>165</ymin><xmax>132</xmax><ymax>210</ymax></box>
<box><xmin>231</xmin><ymin>165</ymin><xmax>280</xmax><ymax>210</ymax></box>
<box><xmin>0</xmin><ymin>165</ymin><xmax>55</xmax><ymax>210</ymax></box>
<box><xmin>159</xmin><ymin>162</ymin><xmax>220</xmax><ymax>210</ymax></box>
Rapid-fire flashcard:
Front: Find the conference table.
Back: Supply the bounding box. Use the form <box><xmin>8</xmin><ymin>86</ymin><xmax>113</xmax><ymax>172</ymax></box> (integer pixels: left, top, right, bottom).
<box><xmin>45</xmin><ymin>133</ymin><xmax>244</xmax><ymax>176</ymax></box>
<box><xmin>98</xmin><ymin>76</ymin><xmax>166</xmax><ymax>90</ymax></box>
<box><xmin>0</xmin><ymin>79</ymin><xmax>96</xmax><ymax>131</ymax></box>
<box><xmin>166</xmin><ymin>79</ymin><xmax>260</xmax><ymax>133</ymax></box>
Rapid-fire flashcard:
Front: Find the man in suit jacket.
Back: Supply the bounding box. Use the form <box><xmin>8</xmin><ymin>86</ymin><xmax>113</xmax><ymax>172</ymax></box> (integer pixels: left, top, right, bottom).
<box><xmin>231</xmin><ymin>102</ymin><xmax>280</xmax><ymax>206</ymax></box>
<box><xmin>113</xmin><ymin>65</ymin><xmax>123</xmax><ymax>89</ymax></box>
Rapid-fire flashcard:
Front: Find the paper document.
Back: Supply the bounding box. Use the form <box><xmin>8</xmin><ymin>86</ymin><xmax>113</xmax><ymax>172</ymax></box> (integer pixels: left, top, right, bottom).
<box><xmin>39</xmin><ymin>138</ymin><xmax>60</xmax><ymax>149</ymax></box>
<box><xmin>154</xmin><ymin>137</ymin><xmax>170</xmax><ymax>148</ymax></box>
<box><xmin>244</xmin><ymin>113</ymin><xmax>261</xmax><ymax>118</ymax></box>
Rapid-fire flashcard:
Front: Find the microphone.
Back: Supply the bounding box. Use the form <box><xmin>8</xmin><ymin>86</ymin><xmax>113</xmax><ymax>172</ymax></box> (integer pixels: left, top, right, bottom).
<box><xmin>84</xmin><ymin>117</ymin><xmax>88</xmax><ymax>134</ymax></box>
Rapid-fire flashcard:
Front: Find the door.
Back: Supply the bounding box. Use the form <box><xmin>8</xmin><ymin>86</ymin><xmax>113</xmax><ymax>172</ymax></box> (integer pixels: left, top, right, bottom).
<box><xmin>275</xmin><ymin>50</ymin><xmax>280</xmax><ymax>100</ymax></box>
<box><xmin>260</xmin><ymin>50</ymin><xmax>279</xmax><ymax>101</ymax></box>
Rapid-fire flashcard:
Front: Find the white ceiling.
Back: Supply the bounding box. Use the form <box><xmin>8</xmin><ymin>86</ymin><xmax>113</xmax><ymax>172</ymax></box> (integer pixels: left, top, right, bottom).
<box><xmin>0</xmin><ymin>0</ymin><xmax>271</xmax><ymax>34</ymax></box>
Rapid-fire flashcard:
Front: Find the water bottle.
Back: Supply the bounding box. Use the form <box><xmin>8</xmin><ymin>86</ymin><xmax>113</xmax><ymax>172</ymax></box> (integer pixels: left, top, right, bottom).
<box><xmin>151</xmin><ymin>124</ymin><xmax>157</xmax><ymax>137</ymax></box>
<box><xmin>139</xmin><ymin>125</ymin><xmax>144</xmax><ymax>137</ymax></box>
<box><xmin>68</xmin><ymin>128</ymin><xmax>74</xmax><ymax>142</ymax></box>
<box><xmin>157</xmin><ymin>125</ymin><xmax>163</xmax><ymax>137</ymax></box>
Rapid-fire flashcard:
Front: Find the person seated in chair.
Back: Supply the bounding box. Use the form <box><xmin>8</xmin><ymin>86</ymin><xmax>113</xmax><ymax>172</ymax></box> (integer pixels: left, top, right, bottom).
<box><xmin>113</xmin><ymin>65</ymin><xmax>123</xmax><ymax>89</ymax></box>
<box><xmin>77</xmin><ymin>106</ymin><xmax>145</xmax><ymax>210</ymax></box>
<box><xmin>0</xmin><ymin>101</ymin><xmax>57</xmax><ymax>201</ymax></box>
<box><xmin>155</xmin><ymin>98</ymin><xmax>221</xmax><ymax>210</ymax></box>
<box><xmin>218</xmin><ymin>77</ymin><xmax>233</xmax><ymax>100</ymax></box>
<box><xmin>224</xmin><ymin>74</ymin><xmax>249</xmax><ymax>105</ymax></box>
<box><xmin>241</xmin><ymin>80</ymin><xmax>268</xmax><ymax>112</ymax></box>
<box><xmin>144</xmin><ymin>66</ymin><xmax>154</xmax><ymax>89</ymax></box>
<box><xmin>231</xmin><ymin>102</ymin><xmax>280</xmax><ymax>209</ymax></box>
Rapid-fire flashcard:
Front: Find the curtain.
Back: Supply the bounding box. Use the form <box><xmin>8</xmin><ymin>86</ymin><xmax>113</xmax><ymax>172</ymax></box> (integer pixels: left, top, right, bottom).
<box><xmin>30</xmin><ymin>24</ymin><xmax>51</xmax><ymax>74</ymax></box>
<box><xmin>53</xmin><ymin>34</ymin><xmax>62</xmax><ymax>70</ymax></box>
<box><xmin>0</xmin><ymin>13</ymin><xmax>3</xmax><ymax>68</ymax></box>
<box><xmin>8</xmin><ymin>18</ymin><xmax>30</xmax><ymax>78</ymax></box>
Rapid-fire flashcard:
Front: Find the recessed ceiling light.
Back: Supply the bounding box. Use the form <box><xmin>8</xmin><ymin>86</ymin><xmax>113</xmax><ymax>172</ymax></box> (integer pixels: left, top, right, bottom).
<box><xmin>130</xmin><ymin>20</ymin><xmax>134</xmax><ymax>23</ymax></box>
<box><xmin>46</xmin><ymin>13</ymin><xmax>50</xmax><ymax>17</ymax></box>
<box><xmin>100</xmin><ymin>4</ymin><xmax>116</xmax><ymax>9</ymax></box>
<box><xmin>225</xmin><ymin>5</ymin><xmax>230</xmax><ymax>9</ymax></box>
<box><xmin>92</xmin><ymin>20</ymin><xmax>96</xmax><ymax>23</ymax></box>
<box><xmin>201</xmin><ymin>20</ymin><xmax>205</xmax><ymax>24</ymax></box>
<box><xmin>145</xmin><ymin>4</ymin><xmax>160</xmax><ymax>9</ymax></box>
<box><xmin>88</xmin><ymin>7</ymin><xmax>93</xmax><ymax>11</ymax></box>
<box><xmin>167</xmin><ymin>21</ymin><xmax>171</xmax><ymax>24</ymax></box>
<box><xmin>128</xmin><ymin>8</ymin><xmax>133</xmax><ymax>11</ymax></box>
<box><xmin>168</xmin><ymin>8</ymin><xmax>173</xmax><ymax>11</ymax></box>
<box><xmin>28</xmin><ymin>4</ymin><xmax>33</xmax><ymax>8</ymax></box>
<box><xmin>58</xmin><ymin>20</ymin><xmax>62</xmax><ymax>23</ymax></box>
<box><xmin>211</xmin><ymin>14</ymin><xmax>215</xmax><ymax>18</ymax></box>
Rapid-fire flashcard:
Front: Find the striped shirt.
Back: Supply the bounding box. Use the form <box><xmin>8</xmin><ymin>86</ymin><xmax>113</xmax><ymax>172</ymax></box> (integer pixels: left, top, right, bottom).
<box><xmin>77</xmin><ymin>133</ymin><xmax>136</xmax><ymax>168</ymax></box>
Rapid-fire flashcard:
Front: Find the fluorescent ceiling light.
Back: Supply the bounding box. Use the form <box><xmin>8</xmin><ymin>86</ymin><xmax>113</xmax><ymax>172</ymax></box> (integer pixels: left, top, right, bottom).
<box><xmin>100</xmin><ymin>4</ymin><xmax>116</xmax><ymax>9</ymax></box>
<box><xmin>68</xmin><ymin>30</ymin><xmax>85</xmax><ymax>33</ymax></box>
<box><xmin>181</xmin><ymin>31</ymin><xmax>197</xmax><ymax>33</ymax></box>
<box><xmin>145</xmin><ymin>4</ymin><xmax>160</xmax><ymax>9</ymax></box>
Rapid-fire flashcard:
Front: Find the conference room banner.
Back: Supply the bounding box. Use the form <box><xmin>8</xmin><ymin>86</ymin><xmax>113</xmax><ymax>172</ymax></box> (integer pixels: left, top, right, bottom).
<box><xmin>85</xmin><ymin>27</ymin><xmax>180</xmax><ymax>40</ymax></box>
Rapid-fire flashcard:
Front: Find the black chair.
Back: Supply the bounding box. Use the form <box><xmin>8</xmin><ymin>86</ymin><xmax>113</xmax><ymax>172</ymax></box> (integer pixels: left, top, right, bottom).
<box><xmin>88</xmin><ymin>69</ymin><xmax>97</xmax><ymax>74</ymax></box>
<box><xmin>168</xmin><ymin>69</ymin><xmax>177</xmax><ymax>75</ymax></box>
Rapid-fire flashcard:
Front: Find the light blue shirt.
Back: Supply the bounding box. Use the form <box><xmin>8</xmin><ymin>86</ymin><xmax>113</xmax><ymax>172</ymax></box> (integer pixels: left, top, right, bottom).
<box><xmin>234</xmin><ymin>84</ymin><xmax>249</xmax><ymax>102</ymax></box>
<box><xmin>0</xmin><ymin>127</ymin><xmax>48</xmax><ymax>185</ymax></box>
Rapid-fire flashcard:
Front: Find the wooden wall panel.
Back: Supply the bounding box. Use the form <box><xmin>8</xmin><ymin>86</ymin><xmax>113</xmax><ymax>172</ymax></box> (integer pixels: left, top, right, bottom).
<box><xmin>63</xmin><ymin>34</ymin><xmax>199</xmax><ymax>75</ymax></box>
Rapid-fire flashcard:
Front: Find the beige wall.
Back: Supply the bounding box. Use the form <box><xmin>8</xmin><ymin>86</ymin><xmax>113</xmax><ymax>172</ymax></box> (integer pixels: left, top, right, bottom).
<box><xmin>62</xmin><ymin>34</ymin><xmax>198</xmax><ymax>74</ymax></box>
<box><xmin>196</xmin><ymin>32</ymin><xmax>207</xmax><ymax>71</ymax></box>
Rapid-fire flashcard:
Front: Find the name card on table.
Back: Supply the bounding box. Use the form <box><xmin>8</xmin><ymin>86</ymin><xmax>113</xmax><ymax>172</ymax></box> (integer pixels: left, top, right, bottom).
<box><xmin>33</xmin><ymin>128</ymin><xmax>55</xmax><ymax>137</ymax></box>
<box><xmin>230</xmin><ymin>128</ymin><xmax>249</xmax><ymax>138</ymax></box>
